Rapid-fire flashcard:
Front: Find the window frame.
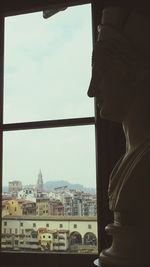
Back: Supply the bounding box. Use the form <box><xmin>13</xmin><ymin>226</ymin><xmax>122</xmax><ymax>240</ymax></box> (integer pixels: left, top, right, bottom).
<box><xmin>0</xmin><ymin>0</ymin><xmax>126</xmax><ymax>266</ymax></box>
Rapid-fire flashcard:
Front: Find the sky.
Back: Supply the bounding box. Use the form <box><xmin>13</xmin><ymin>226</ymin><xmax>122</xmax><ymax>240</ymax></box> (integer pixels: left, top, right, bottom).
<box><xmin>2</xmin><ymin>4</ymin><xmax>96</xmax><ymax>188</ymax></box>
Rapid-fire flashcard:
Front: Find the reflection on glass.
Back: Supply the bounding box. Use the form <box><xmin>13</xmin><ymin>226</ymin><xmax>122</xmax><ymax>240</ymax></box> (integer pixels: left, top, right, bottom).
<box><xmin>2</xmin><ymin>126</ymin><xmax>98</xmax><ymax>253</ymax></box>
<box><xmin>4</xmin><ymin>4</ymin><xmax>93</xmax><ymax>123</ymax></box>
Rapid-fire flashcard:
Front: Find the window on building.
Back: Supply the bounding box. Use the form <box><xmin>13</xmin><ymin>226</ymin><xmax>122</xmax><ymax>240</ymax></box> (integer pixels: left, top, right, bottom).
<box><xmin>59</xmin><ymin>224</ymin><xmax>63</xmax><ymax>228</ymax></box>
<box><xmin>46</xmin><ymin>224</ymin><xmax>49</xmax><ymax>228</ymax></box>
<box><xmin>20</xmin><ymin>222</ymin><xmax>23</xmax><ymax>227</ymax></box>
<box><xmin>74</xmin><ymin>224</ymin><xmax>77</xmax><ymax>228</ymax></box>
<box><xmin>88</xmin><ymin>224</ymin><xmax>92</xmax><ymax>229</ymax></box>
<box><xmin>4</xmin><ymin>221</ymin><xmax>7</xmax><ymax>226</ymax></box>
<box><xmin>53</xmin><ymin>234</ymin><xmax>57</xmax><ymax>239</ymax></box>
<box><xmin>33</xmin><ymin>223</ymin><xmax>36</xmax><ymax>228</ymax></box>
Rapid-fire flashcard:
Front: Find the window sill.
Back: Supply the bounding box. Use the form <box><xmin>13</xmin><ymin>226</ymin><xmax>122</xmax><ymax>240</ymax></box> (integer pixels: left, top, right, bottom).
<box><xmin>0</xmin><ymin>251</ymin><xmax>98</xmax><ymax>267</ymax></box>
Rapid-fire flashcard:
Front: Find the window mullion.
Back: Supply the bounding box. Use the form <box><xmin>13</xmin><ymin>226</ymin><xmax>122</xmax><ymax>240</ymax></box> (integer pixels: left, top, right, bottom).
<box><xmin>0</xmin><ymin>14</ymin><xmax>4</xmax><ymax>251</ymax></box>
<box><xmin>2</xmin><ymin>117</ymin><xmax>95</xmax><ymax>132</ymax></box>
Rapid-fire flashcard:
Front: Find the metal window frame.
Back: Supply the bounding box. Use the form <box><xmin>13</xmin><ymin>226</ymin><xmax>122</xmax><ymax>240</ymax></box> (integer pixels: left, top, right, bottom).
<box><xmin>0</xmin><ymin>1</ymin><xmax>99</xmax><ymax>266</ymax></box>
<box><xmin>0</xmin><ymin>0</ymin><xmax>126</xmax><ymax>266</ymax></box>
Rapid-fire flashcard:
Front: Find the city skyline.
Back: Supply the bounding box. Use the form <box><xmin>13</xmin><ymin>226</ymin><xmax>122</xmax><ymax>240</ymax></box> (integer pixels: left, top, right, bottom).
<box><xmin>4</xmin><ymin>171</ymin><xmax>96</xmax><ymax>191</ymax></box>
<box><xmin>2</xmin><ymin>4</ymin><xmax>96</xmax><ymax>188</ymax></box>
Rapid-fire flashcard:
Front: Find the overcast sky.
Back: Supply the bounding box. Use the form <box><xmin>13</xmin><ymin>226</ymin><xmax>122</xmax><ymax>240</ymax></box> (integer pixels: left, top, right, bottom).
<box><xmin>2</xmin><ymin>4</ymin><xmax>96</xmax><ymax>189</ymax></box>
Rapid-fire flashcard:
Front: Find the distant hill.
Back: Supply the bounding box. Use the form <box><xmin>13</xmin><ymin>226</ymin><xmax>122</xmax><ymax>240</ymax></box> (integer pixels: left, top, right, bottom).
<box><xmin>43</xmin><ymin>180</ymin><xmax>96</xmax><ymax>194</ymax></box>
<box><xmin>3</xmin><ymin>180</ymin><xmax>96</xmax><ymax>195</ymax></box>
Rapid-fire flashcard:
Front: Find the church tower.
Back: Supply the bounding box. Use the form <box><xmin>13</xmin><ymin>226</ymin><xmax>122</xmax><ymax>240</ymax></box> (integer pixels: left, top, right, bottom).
<box><xmin>36</xmin><ymin>169</ymin><xmax>43</xmax><ymax>193</ymax></box>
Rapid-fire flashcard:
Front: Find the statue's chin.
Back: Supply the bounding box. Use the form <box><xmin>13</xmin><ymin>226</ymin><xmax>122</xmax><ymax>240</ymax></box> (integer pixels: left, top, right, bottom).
<box><xmin>100</xmin><ymin>109</ymin><xmax>122</xmax><ymax>123</ymax></box>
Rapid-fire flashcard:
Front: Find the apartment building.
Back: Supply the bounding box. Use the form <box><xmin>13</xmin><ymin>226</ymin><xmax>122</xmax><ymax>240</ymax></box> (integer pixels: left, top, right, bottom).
<box><xmin>2</xmin><ymin>199</ymin><xmax>36</xmax><ymax>217</ymax></box>
<box><xmin>36</xmin><ymin>197</ymin><xmax>49</xmax><ymax>216</ymax></box>
<box><xmin>48</xmin><ymin>199</ymin><xmax>64</xmax><ymax>216</ymax></box>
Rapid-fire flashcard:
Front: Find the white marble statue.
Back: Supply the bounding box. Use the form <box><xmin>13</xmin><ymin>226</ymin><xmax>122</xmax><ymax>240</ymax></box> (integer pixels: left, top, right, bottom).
<box><xmin>88</xmin><ymin>6</ymin><xmax>150</xmax><ymax>266</ymax></box>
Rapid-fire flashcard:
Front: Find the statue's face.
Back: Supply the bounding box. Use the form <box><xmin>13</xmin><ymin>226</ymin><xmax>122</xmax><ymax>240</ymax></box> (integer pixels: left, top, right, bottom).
<box><xmin>88</xmin><ymin>26</ymin><xmax>137</xmax><ymax>123</ymax></box>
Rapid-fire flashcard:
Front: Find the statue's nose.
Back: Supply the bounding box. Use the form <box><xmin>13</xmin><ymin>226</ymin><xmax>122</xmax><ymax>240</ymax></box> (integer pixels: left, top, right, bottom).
<box><xmin>87</xmin><ymin>76</ymin><xmax>95</xmax><ymax>98</ymax></box>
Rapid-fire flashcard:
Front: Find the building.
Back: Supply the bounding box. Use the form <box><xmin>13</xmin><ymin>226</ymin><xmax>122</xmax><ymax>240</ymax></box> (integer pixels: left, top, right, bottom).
<box><xmin>54</xmin><ymin>188</ymin><xmax>97</xmax><ymax>217</ymax></box>
<box><xmin>1</xmin><ymin>229</ymin><xmax>40</xmax><ymax>251</ymax></box>
<box><xmin>48</xmin><ymin>199</ymin><xmax>64</xmax><ymax>216</ymax></box>
<box><xmin>36</xmin><ymin>197</ymin><xmax>49</xmax><ymax>216</ymax></box>
<box><xmin>38</xmin><ymin>228</ymin><xmax>69</xmax><ymax>251</ymax></box>
<box><xmin>2</xmin><ymin>200</ymin><xmax>9</xmax><ymax>217</ymax></box>
<box><xmin>2</xmin><ymin>199</ymin><xmax>36</xmax><ymax>217</ymax></box>
<box><xmin>17</xmin><ymin>188</ymin><xmax>35</xmax><ymax>199</ymax></box>
<box><xmin>8</xmin><ymin>181</ymin><xmax>22</xmax><ymax>196</ymax></box>
<box><xmin>2</xmin><ymin>215</ymin><xmax>98</xmax><ymax>253</ymax></box>
<box><xmin>22</xmin><ymin>200</ymin><xmax>36</xmax><ymax>215</ymax></box>
<box><xmin>4</xmin><ymin>199</ymin><xmax>22</xmax><ymax>216</ymax></box>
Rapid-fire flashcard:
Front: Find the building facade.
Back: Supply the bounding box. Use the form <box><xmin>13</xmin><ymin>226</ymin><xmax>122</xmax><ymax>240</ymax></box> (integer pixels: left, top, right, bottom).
<box><xmin>1</xmin><ymin>215</ymin><xmax>97</xmax><ymax>253</ymax></box>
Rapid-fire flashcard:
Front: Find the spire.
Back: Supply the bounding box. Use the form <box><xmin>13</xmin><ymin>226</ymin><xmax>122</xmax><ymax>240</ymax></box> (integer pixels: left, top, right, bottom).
<box><xmin>36</xmin><ymin>169</ymin><xmax>43</xmax><ymax>192</ymax></box>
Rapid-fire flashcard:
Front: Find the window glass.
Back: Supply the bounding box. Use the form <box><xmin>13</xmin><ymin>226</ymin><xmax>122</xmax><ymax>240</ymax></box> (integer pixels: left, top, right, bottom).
<box><xmin>2</xmin><ymin>126</ymin><xmax>97</xmax><ymax>253</ymax></box>
<box><xmin>3</xmin><ymin>126</ymin><xmax>96</xmax><ymax>189</ymax></box>
<box><xmin>2</xmin><ymin>3</ymin><xmax>98</xmax><ymax>255</ymax></box>
<box><xmin>4</xmin><ymin>4</ymin><xmax>93</xmax><ymax>123</ymax></box>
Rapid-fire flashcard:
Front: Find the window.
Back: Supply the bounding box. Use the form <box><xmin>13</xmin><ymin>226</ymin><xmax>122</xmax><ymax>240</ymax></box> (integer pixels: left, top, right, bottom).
<box><xmin>2</xmin><ymin>2</ymin><xmax>97</xmax><ymax>256</ymax></box>
<box><xmin>4</xmin><ymin>222</ymin><xmax>7</xmax><ymax>226</ymax></box>
<box><xmin>0</xmin><ymin>0</ymin><xmax>124</xmax><ymax>267</ymax></box>
<box><xmin>88</xmin><ymin>224</ymin><xmax>92</xmax><ymax>229</ymax></box>
<box><xmin>20</xmin><ymin>222</ymin><xmax>23</xmax><ymax>227</ymax></box>
<box><xmin>74</xmin><ymin>224</ymin><xmax>77</xmax><ymax>228</ymax></box>
<box><xmin>46</xmin><ymin>224</ymin><xmax>49</xmax><ymax>228</ymax></box>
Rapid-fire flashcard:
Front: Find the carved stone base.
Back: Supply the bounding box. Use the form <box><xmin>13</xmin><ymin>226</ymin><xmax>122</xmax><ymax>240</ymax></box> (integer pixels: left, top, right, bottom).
<box><xmin>99</xmin><ymin>223</ymin><xmax>150</xmax><ymax>267</ymax></box>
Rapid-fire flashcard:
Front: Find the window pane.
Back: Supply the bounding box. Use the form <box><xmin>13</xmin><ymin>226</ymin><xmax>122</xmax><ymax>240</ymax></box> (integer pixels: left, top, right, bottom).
<box><xmin>4</xmin><ymin>4</ymin><xmax>93</xmax><ymax>123</ymax></box>
<box><xmin>2</xmin><ymin>126</ymin><xmax>98</xmax><ymax>253</ymax></box>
